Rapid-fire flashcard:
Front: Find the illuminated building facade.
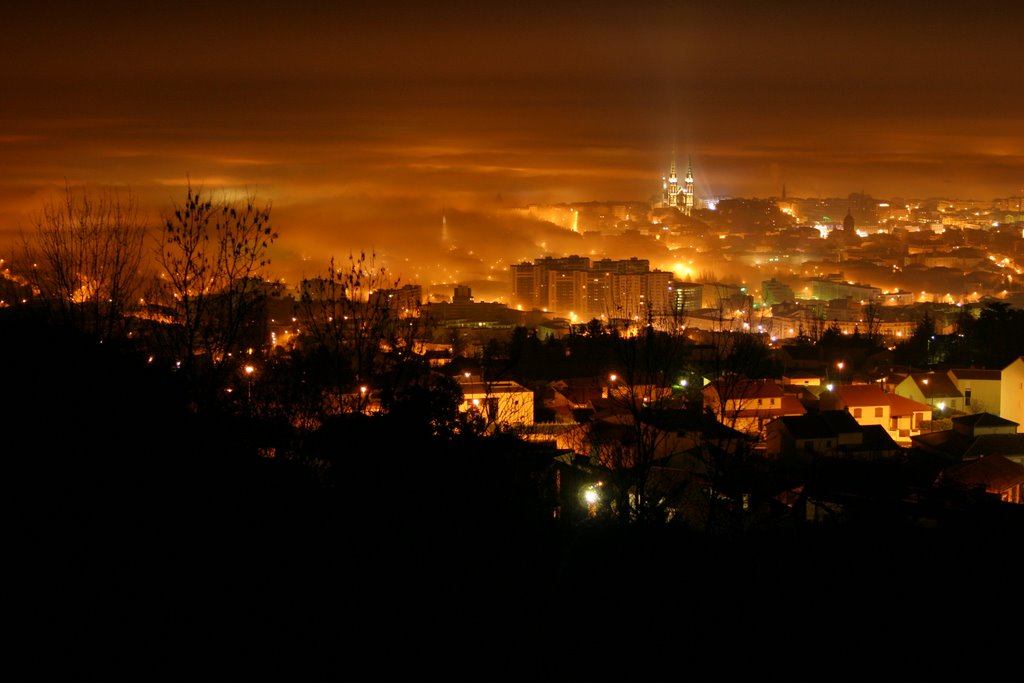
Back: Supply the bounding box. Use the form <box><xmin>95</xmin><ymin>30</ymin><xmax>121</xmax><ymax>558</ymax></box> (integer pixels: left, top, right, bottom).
<box><xmin>682</xmin><ymin>157</ymin><xmax>695</xmax><ymax>216</ymax></box>
<box><xmin>762</xmin><ymin>278</ymin><xmax>795</xmax><ymax>306</ymax></box>
<box><xmin>510</xmin><ymin>256</ymin><xmax>678</xmax><ymax>320</ymax></box>
<box><xmin>670</xmin><ymin>281</ymin><xmax>703</xmax><ymax>313</ymax></box>
<box><xmin>661</xmin><ymin>156</ymin><xmax>695</xmax><ymax>216</ymax></box>
<box><xmin>456</xmin><ymin>375</ymin><xmax>535</xmax><ymax>427</ymax></box>
<box><xmin>548</xmin><ymin>269</ymin><xmax>588</xmax><ymax>317</ymax></box>
<box><xmin>511</xmin><ymin>262</ymin><xmax>540</xmax><ymax>309</ymax></box>
<box><xmin>810</xmin><ymin>278</ymin><xmax>882</xmax><ymax>303</ymax></box>
<box><xmin>368</xmin><ymin>284</ymin><xmax>422</xmax><ymax>314</ymax></box>
<box><xmin>662</xmin><ymin>157</ymin><xmax>682</xmax><ymax>209</ymax></box>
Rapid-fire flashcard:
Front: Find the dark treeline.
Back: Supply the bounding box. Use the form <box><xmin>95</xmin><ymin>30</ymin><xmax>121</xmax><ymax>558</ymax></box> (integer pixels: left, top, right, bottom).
<box><xmin>7</xmin><ymin>305</ymin><xmax>1021</xmax><ymax>678</ymax></box>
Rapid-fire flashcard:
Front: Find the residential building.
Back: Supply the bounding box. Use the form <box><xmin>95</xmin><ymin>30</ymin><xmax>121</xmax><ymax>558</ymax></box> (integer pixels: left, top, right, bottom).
<box><xmin>912</xmin><ymin>413</ymin><xmax>1024</xmax><ymax>466</ymax></box>
<box><xmin>456</xmin><ymin>375</ymin><xmax>535</xmax><ymax>428</ymax></box>
<box><xmin>1000</xmin><ymin>357</ymin><xmax>1024</xmax><ymax>432</ymax></box>
<box><xmin>895</xmin><ymin>372</ymin><xmax>964</xmax><ymax>414</ymax></box>
<box><xmin>947</xmin><ymin>367</ymin><xmax>1001</xmax><ymax>416</ymax></box>
<box><xmin>702</xmin><ymin>377</ymin><xmax>806</xmax><ymax>437</ymax></box>
<box><xmin>765</xmin><ymin>410</ymin><xmax>900</xmax><ymax>460</ymax></box>
<box><xmin>938</xmin><ymin>455</ymin><xmax>1024</xmax><ymax>504</ymax></box>
<box><xmin>823</xmin><ymin>384</ymin><xmax>932</xmax><ymax>444</ymax></box>
<box><xmin>761</xmin><ymin>278</ymin><xmax>795</xmax><ymax>306</ymax></box>
<box><xmin>781</xmin><ymin>370</ymin><xmax>822</xmax><ymax>387</ymax></box>
<box><xmin>810</xmin><ymin>278</ymin><xmax>882</xmax><ymax>303</ymax></box>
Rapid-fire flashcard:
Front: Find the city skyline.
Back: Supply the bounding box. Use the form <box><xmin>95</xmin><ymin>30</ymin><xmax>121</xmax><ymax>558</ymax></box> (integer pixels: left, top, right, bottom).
<box><xmin>3</xmin><ymin>1</ymin><xmax>1022</xmax><ymax>289</ymax></box>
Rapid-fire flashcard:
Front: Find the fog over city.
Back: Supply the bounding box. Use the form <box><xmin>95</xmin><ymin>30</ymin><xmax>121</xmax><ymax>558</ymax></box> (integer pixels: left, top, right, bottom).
<box><xmin>3</xmin><ymin>1</ymin><xmax>1022</xmax><ymax>299</ymax></box>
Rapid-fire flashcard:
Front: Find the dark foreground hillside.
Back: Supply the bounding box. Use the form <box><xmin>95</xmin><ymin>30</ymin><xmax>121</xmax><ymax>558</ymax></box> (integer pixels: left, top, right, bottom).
<box><xmin>6</xmin><ymin>313</ymin><xmax>1021</xmax><ymax>679</ymax></box>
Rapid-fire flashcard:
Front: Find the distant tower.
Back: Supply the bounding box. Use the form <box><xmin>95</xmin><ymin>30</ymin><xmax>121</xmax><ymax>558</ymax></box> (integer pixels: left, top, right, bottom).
<box><xmin>682</xmin><ymin>157</ymin><xmax>695</xmax><ymax>216</ymax></box>
<box><xmin>843</xmin><ymin>208</ymin><xmax>855</xmax><ymax>231</ymax></box>
<box><xmin>441</xmin><ymin>206</ymin><xmax>449</xmax><ymax>245</ymax></box>
<box><xmin>663</xmin><ymin>156</ymin><xmax>684</xmax><ymax>208</ymax></box>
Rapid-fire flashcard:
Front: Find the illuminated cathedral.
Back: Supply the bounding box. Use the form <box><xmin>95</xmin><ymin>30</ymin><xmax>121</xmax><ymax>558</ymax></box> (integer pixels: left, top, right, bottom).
<box><xmin>661</xmin><ymin>155</ymin><xmax>695</xmax><ymax>216</ymax></box>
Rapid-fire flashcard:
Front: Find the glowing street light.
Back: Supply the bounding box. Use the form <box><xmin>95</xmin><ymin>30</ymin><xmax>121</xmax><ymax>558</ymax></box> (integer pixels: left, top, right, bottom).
<box><xmin>580</xmin><ymin>482</ymin><xmax>604</xmax><ymax>517</ymax></box>
<box><xmin>243</xmin><ymin>364</ymin><xmax>255</xmax><ymax>402</ymax></box>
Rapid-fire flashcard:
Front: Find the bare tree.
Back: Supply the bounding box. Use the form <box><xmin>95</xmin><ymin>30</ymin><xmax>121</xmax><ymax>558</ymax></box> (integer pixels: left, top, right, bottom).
<box><xmin>861</xmin><ymin>301</ymin><xmax>883</xmax><ymax>347</ymax></box>
<box><xmin>298</xmin><ymin>251</ymin><xmax>423</xmax><ymax>415</ymax></box>
<box><xmin>579</xmin><ymin>311</ymin><xmax>696</xmax><ymax>525</ymax></box>
<box><xmin>19</xmin><ymin>183</ymin><xmax>147</xmax><ymax>342</ymax></box>
<box><xmin>157</xmin><ymin>182</ymin><xmax>277</xmax><ymax>400</ymax></box>
<box><xmin>587</xmin><ymin>310</ymin><xmax>779</xmax><ymax>531</ymax></box>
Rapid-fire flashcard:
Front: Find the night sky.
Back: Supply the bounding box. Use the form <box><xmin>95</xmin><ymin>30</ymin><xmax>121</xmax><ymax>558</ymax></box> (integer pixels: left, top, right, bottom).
<box><xmin>3</xmin><ymin>0</ymin><xmax>1022</xmax><ymax>293</ymax></box>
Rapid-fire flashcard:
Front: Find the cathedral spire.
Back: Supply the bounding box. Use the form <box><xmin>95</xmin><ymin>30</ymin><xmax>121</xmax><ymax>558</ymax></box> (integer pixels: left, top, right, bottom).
<box><xmin>682</xmin><ymin>156</ymin><xmax>695</xmax><ymax>216</ymax></box>
<box><xmin>663</xmin><ymin>153</ymin><xmax>681</xmax><ymax>208</ymax></box>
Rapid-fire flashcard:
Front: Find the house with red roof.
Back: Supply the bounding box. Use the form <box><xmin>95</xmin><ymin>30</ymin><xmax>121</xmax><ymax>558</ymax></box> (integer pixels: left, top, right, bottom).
<box><xmin>702</xmin><ymin>377</ymin><xmax>806</xmax><ymax>437</ymax></box>
<box><xmin>821</xmin><ymin>383</ymin><xmax>932</xmax><ymax>445</ymax></box>
<box><xmin>938</xmin><ymin>455</ymin><xmax>1024</xmax><ymax>504</ymax></box>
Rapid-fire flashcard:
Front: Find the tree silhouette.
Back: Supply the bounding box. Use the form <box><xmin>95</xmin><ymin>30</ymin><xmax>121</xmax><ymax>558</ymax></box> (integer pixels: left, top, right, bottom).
<box><xmin>298</xmin><ymin>251</ymin><xmax>423</xmax><ymax>416</ymax></box>
<box><xmin>157</xmin><ymin>182</ymin><xmax>277</xmax><ymax>405</ymax></box>
<box><xmin>19</xmin><ymin>183</ymin><xmax>147</xmax><ymax>343</ymax></box>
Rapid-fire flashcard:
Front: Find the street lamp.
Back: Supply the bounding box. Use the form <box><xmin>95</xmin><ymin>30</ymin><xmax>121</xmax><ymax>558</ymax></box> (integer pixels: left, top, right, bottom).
<box><xmin>580</xmin><ymin>482</ymin><xmax>604</xmax><ymax>518</ymax></box>
<box><xmin>243</xmin><ymin>364</ymin><xmax>255</xmax><ymax>402</ymax></box>
<box><xmin>607</xmin><ymin>374</ymin><xmax>618</xmax><ymax>399</ymax></box>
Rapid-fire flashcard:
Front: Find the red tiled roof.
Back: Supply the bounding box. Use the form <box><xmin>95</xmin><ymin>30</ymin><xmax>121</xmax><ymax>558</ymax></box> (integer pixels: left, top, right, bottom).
<box><xmin>833</xmin><ymin>384</ymin><xmax>931</xmax><ymax>416</ymax></box>
<box><xmin>888</xmin><ymin>393</ymin><xmax>932</xmax><ymax>417</ymax></box>
<box><xmin>780</xmin><ymin>395</ymin><xmax>808</xmax><ymax>416</ymax></box>
<box><xmin>835</xmin><ymin>384</ymin><xmax>889</xmax><ymax>407</ymax></box>
<box><xmin>909</xmin><ymin>373</ymin><xmax>962</xmax><ymax>399</ymax></box>
<box><xmin>949</xmin><ymin>368</ymin><xmax>1000</xmax><ymax>381</ymax></box>
<box><xmin>943</xmin><ymin>455</ymin><xmax>1024</xmax><ymax>493</ymax></box>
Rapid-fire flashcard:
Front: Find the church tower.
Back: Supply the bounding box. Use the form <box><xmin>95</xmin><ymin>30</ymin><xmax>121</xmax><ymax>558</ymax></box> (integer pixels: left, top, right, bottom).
<box><xmin>662</xmin><ymin>156</ymin><xmax>682</xmax><ymax>208</ymax></box>
<box><xmin>682</xmin><ymin>156</ymin><xmax>695</xmax><ymax>216</ymax></box>
<box><xmin>843</xmin><ymin>208</ymin><xmax>855</xmax><ymax>232</ymax></box>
